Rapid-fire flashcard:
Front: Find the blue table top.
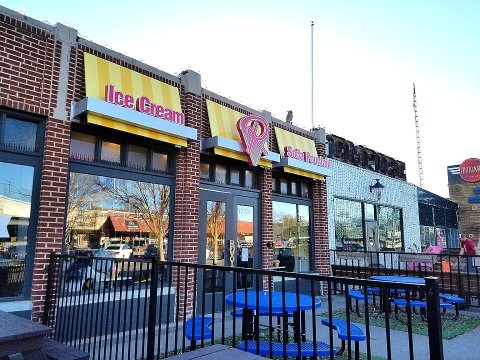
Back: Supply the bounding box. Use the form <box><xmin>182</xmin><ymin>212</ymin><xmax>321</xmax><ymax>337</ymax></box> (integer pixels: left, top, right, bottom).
<box><xmin>225</xmin><ymin>291</ymin><xmax>321</xmax><ymax>312</ymax></box>
<box><xmin>370</xmin><ymin>275</ymin><xmax>425</xmax><ymax>284</ymax></box>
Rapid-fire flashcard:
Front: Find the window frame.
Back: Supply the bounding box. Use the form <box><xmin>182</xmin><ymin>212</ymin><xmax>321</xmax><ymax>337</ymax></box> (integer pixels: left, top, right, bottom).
<box><xmin>0</xmin><ymin>107</ymin><xmax>44</xmax><ymax>302</ymax></box>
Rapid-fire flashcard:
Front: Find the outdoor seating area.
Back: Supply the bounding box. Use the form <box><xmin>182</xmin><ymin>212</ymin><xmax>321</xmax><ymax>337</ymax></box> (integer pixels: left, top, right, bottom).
<box><xmin>39</xmin><ymin>253</ymin><xmax>454</xmax><ymax>360</ymax></box>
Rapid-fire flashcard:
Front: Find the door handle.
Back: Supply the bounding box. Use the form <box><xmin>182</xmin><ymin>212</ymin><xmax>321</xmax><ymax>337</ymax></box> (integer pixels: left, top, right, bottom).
<box><xmin>229</xmin><ymin>240</ymin><xmax>235</xmax><ymax>267</ymax></box>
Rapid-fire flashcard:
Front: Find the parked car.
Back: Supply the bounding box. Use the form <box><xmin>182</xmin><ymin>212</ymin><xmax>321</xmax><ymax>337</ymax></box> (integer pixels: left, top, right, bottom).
<box><xmin>64</xmin><ymin>251</ymin><xmax>118</xmax><ymax>291</ymax></box>
<box><xmin>104</xmin><ymin>244</ymin><xmax>134</xmax><ymax>259</ymax></box>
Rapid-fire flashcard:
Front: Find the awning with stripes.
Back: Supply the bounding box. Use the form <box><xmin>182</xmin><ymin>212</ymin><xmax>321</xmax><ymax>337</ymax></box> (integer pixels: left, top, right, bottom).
<box><xmin>274</xmin><ymin>127</ymin><xmax>332</xmax><ymax>180</ymax></box>
<box><xmin>76</xmin><ymin>53</ymin><xmax>196</xmax><ymax>147</ymax></box>
<box><xmin>203</xmin><ymin>100</ymin><xmax>279</xmax><ymax>167</ymax></box>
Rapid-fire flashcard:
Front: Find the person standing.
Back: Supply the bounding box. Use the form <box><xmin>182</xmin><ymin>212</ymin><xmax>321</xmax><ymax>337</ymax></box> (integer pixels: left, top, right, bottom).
<box><xmin>459</xmin><ymin>234</ymin><xmax>479</xmax><ymax>271</ymax></box>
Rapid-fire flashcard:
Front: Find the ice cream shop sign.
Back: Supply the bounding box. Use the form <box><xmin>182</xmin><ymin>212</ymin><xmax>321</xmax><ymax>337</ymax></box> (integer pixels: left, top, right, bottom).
<box><xmin>284</xmin><ymin>146</ymin><xmax>331</xmax><ymax>168</ymax></box>
<box><xmin>105</xmin><ymin>84</ymin><xmax>185</xmax><ymax>125</ymax></box>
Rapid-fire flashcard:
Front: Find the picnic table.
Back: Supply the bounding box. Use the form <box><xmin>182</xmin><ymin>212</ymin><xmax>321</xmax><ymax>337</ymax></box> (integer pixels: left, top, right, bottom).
<box><xmin>0</xmin><ymin>310</ymin><xmax>52</xmax><ymax>360</ymax></box>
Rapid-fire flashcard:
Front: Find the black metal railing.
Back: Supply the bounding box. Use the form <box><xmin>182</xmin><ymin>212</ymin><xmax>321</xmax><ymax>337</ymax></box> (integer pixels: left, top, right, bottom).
<box><xmin>330</xmin><ymin>249</ymin><xmax>480</xmax><ymax>307</ymax></box>
<box><xmin>44</xmin><ymin>252</ymin><xmax>444</xmax><ymax>360</ymax></box>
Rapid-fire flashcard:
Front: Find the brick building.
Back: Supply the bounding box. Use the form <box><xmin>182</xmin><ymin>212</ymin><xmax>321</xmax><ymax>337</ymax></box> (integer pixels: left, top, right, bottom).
<box><xmin>0</xmin><ymin>6</ymin><xmax>332</xmax><ymax>320</ymax></box>
<box><xmin>448</xmin><ymin>158</ymin><xmax>480</xmax><ymax>246</ymax></box>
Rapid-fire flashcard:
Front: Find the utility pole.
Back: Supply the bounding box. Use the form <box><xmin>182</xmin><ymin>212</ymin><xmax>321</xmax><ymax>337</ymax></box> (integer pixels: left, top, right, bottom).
<box><xmin>413</xmin><ymin>83</ymin><xmax>424</xmax><ymax>188</ymax></box>
<box><xmin>311</xmin><ymin>21</ymin><xmax>314</xmax><ymax>130</ymax></box>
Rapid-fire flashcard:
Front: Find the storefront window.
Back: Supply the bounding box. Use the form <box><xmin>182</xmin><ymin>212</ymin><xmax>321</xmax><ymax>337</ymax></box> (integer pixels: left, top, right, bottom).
<box><xmin>200</xmin><ymin>162</ymin><xmax>210</xmax><ymax>180</ymax></box>
<box><xmin>301</xmin><ymin>182</ymin><xmax>310</xmax><ymax>198</ymax></box>
<box><xmin>215</xmin><ymin>164</ymin><xmax>227</xmax><ymax>184</ymax></box>
<box><xmin>66</xmin><ymin>172</ymin><xmax>170</xmax><ymax>260</ymax></box>
<box><xmin>101</xmin><ymin>141</ymin><xmax>121</xmax><ymax>164</ymax></box>
<box><xmin>334</xmin><ymin>198</ymin><xmax>364</xmax><ymax>251</ymax></box>
<box><xmin>3</xmin><ymin>117</ymin><xmax>37</xmax><ymax>152</ymax></box>
<box><xmin>0</xmin><ymin>161</ymin><xmax>34</xmax><ymax>298</ymax></box>
<box><xmin>245</xmin><ymin>170</ymin><xmax>255</xmax><ymax>188</ymax></box>
<box><xmin>272</xmin><ymin>201</ymin><xmax>311</xmax><ymax>272</ymax></box>
<box><xmin>291</xmin><ymin>181</ymin><xmax>298</xmax><ymax>196</ymax></box>
<box><xmin>128</xmin><ymin>145</ymin><xmax>147</xmax><ymax>171</ymax></box>
<box><xmin>231</xmin><ymin>169</ymin><xmax>240</xmax><ymax>185</ymax></box>
<box><xmin>364</xmin><ymin>203</ymin><xmax>375</xmax><ymax>221</ymax></box>
<box><xmin>152</xmin><ymin>152</ymin><xmax>168</xmax><ymax>172</ymax></box>
<box><xmin>280</xmin><ymin>179</ymin><xmax>288</xmax><ymax>194</ymax></box>
<box><xmin>378</xmin><ymin>206</ymin><xmax>402</xmax><ymax>251</ymax></box>
<box><xmin>205</xmin><ymin>201</ymin><xmax>225</xmax><ymax>293</ymax></box>
<box><xmin>70</xmin><ymin>132</ymin><xmax>95</xmax><ymax>161</ymax></box>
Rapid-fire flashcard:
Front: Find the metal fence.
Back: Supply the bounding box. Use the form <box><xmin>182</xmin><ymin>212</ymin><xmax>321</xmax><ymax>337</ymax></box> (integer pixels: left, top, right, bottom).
<box><xmin>330</xmin><ymin>249</ymin><xmax>480</xmax><ymax>307</ymax></box>
<box><xmin>44</xmin><ymin>252</ymin><xmax>444</xmax><ymax>360</ymax></box>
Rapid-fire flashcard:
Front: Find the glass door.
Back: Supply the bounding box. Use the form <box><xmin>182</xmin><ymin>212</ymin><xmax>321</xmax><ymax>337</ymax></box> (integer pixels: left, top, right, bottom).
<box><xmin>198</xmin><ymin>189</ymin><xmax>259</xmax><ymax>308</ymax></box>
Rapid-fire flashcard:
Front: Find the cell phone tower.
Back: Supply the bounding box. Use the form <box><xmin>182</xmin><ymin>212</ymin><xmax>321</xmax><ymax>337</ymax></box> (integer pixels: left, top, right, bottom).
<box><xmin>413</xmin><ymin>83</ymin><xmax>424</xmax><ymax>188</ymax></box>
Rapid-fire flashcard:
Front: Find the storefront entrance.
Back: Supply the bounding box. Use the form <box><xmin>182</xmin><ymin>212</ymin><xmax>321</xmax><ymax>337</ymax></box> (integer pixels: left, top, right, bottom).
<box><xmin>198</xmin><ymin>187</ymin><xmax>259</xmax><ymax>308</ymax></box>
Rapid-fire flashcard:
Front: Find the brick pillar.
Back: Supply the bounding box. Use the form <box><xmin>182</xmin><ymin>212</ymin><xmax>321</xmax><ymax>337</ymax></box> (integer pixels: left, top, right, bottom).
<box><xmin>313</xmin><ymin>179</ymin><xmax>330</xmax><ymax>276</ymax></box>
<box><xmin>172</xmin><ymin>71</ymin><xmax>202</xmax><ymax>317</ymax></box>
<box><xmin>260</xmin><ymin>169</ymin><xmax>273</xmax><ymax>289</ymax></box>
<box><xmin>31</xmin><ymin>22</ymin><xmax>76</xmax><ymax>322</ymax></box>
<box><xmin>31</xmin><ymin>117</ymin><xmax>71</xmax><ymax>322</ymax></box>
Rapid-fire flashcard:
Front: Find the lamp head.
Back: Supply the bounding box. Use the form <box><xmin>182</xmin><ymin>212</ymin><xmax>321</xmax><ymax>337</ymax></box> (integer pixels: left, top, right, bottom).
<box><xmin>370</xmin><ymin>179</ymin><xmax>384</xmax><ymax>201</ymax></box>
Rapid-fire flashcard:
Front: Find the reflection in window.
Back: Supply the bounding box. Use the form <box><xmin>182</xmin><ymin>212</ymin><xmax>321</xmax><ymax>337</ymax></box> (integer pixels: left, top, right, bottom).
<box><xmin>272</xmin><ymin>201</ymin><xmax>311</xmax><ymax>272</ymax></box>
<box><xmin>334</xmin><ymin>198</ymin><xmax>364</xmax><ymax>251</ymax></box>
<box><xmin>215</xmin><ymin>164</ymin><xmax>227</xmax><ymax>184</ymax></box>
<box><xmin>152</xmin><ymin>152</ymin><xmax>168</xmax><ymax>172</ymax></box>
<box><xmin>101</xmin><ymin>141</ymin><xmax>121</xmax><ymax>164</ymax></box>
<box><xmin>237</xmin><ymin>205</ymin><xmax>254</xmax><ymax>289</ymax></box>
<box><xmin>245</xmin><ymin>170</ymin><xmax>255</xmax><ymax>188</ymax></box>
<box><xmin>301</xmin><ymin>182</ymin><xmax>310</xmax><ymax>198</ymax></box>
<box><xmin>3</xmin><ymin>117</ymin><xmax>37</xmax><ymax>152</ymax></box>
<box><xmin>364</xmin><ymin>203</ymin><xmax>375</xmax><ymax>221</ymax></box>
<box><xmin>70</xmin><ymin>132</ymin><xmax>95</xmax><ymax>161</ymax></box>
<box><xmin>200</xmin><ymin>162</ymin><xmax>210</xmax><ymax>180</ymax></box>
<box><xmin>378</xmin><ymin>206</ymin><xmax>402</xmax><ymax>251</ymax></box>
<box><xmin>205</xmin><ymin>201</ymin><xmax>225</xmax><ymax>293</ymax></box>
<box><xmin>66</xmin><ymin>172</ymin><xmax>170</xmax><ymax>260</ymax></box>
<box><xmin>230</xmin><ymin>169</ymin><xmax>240</xmax><ymax>185</ymax></box>
<box><xmin>272</xmin><ymin>177</ymin><xmax>277</xmax><ymax>192</ymax></box>
<box><xmin>0</xmin><ymin>161</ymin><xmax>34</xmax><ymax>298</ymax></box>
<box><xmin>280</xmin><ymin>179</ymin><xmax>288</xmax><ymax>194</ymax></box>
<box><xmin>128</xmin><ymin>145</ymin><xmax>147</xmax><ymax>170</ymax></box>
<box><xmin>291</xmin><ymin>181</ymin><xmax>298</xmax><ymax>196</ymax></box>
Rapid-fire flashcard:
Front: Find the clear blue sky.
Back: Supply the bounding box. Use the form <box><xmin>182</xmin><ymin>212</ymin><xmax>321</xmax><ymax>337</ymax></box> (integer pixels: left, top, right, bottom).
<box><xmin>4</xmin><ymin>0</ymin><xmax>480</xmax><ymax>197</ymax></box>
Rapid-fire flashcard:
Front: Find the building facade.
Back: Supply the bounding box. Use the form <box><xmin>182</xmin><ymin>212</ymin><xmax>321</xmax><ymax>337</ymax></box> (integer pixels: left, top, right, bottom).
<box><xmin>0</xmin><ymin>7</ymin><xmax>332</xmax><ymax>320</ymax></box>
<box><xmin>448</xmin><ymin>158</ymin><xmax>480</xmax><ymax>246</ymax></box>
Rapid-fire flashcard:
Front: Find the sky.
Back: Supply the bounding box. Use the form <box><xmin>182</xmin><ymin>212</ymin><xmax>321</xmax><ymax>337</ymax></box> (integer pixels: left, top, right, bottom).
<box><xmin>3</xmin><ymin>0</ymin><xmax>480</xmax><ymax>197</ymax></box>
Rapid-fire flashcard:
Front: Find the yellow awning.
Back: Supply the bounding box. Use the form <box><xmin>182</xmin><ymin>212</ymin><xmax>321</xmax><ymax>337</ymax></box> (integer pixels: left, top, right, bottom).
<box><xmin>206</xmin><ymin>100</ymin><xmax>243</xmax><ymax>141</ymax></box>
<box><xmin>274</xmin><ymin>127</ymin><xmax>318</xmax><ymax>156</ymax></box>
<box><xmin>274</xmin><ymin>127</ymin><xmax>328</xmax><ymax>180</ymax></box>
<box><xmin>84</xmin><ymin>53</ymin><xmax>188</xmax><ymax>147</ymax></box>
<box><xmin>84</xmin><ymin>53</ymin><xmax>182</xmax><ymax>113</ymax></box>
<box><xmin>88</xmin><ymin>114</ymin><xmax>187</xmax><ymax>147</ymax></box>
<box><xmin>283</xmin><ymin>166</ymin><xmax>325</xmax><ymax>181</ymax></box>
<box><xmin>206</xmin><ymin>100</ymin><xmax>272</xmax><ymax>167</ymax></box>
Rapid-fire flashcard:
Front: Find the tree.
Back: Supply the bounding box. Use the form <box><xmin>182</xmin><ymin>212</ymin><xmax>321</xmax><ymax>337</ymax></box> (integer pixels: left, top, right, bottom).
<box><xmin>65</xmin><ymin>173</ymin><xmax>102</xmax><ymax>250</ymax></box>
<box><xmin>206</xmin><ymin>202</ymin><xmax>225</xmax><ymax>265</ymax></box>
<box><xmin>100</xmin><ymin>179</ymin><xmax>170</xmax><ymax>261</ymax></box>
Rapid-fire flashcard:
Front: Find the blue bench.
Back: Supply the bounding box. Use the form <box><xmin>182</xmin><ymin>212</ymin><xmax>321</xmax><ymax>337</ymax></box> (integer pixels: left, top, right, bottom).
<box><xmin>230</xmin><ymin>308</ymin><xmax>294</xmax><ymax>341</ymax></box>
<box><xmin>321</xmin><ymin>318</ymin><xmax>366</xmax><ymax>360</ymax></box>
<box><xmin>440</xmin><ymin>294</ymin><xmax>465</xmax><ymax>320</ymax></box>
<box><xmin>237</xmin><ymin>340</ymin><xmax>335</xmax><ymax>357</ymax></box>
<box><xmin>393</xmin><ymin>299</ymin><xmax>452</xmax><ymax>322</ymax></box>
<box><xmin>348</xmin><ymin>290</ymin><xmax>373</xmax><ymax>317</ymax></box>
<box><xmin>185</xmin><ymin>316</ymin><xmax>213</xmax><ymax>344</ymax></box>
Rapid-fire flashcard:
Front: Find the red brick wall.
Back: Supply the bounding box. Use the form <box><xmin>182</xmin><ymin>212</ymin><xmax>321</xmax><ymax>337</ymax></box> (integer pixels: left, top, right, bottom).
<box><xmin>0</xmin><ymin>13</ymin><xmax>70</xmax><ymax>321</ymax></box>
<box><xmin>0</xmin><ymin>13</ymin><xmax>57</xmax><ymax>115</ymax></box>
<box><xmin>172</xmin><ymin>89</ymin><xmax>202</xmax><ymax>317</ymax></box>
<box><xmin>32</xmin><ymin>117</ymin><xmax>70</xmax><ymax>321</ymax></box>
<box><xmin>313</xmin><ymin>180</ymin><xmax>330</xmax><ymax>276</ymax></box>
